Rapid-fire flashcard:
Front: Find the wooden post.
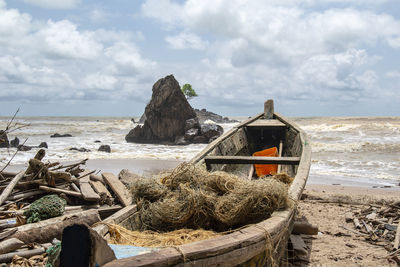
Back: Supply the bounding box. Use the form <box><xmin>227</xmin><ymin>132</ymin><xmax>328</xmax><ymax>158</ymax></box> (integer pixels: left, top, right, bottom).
<box><xmin>0</xmin><ymin>171</ymin><xmax>25</xmax><ymax>206</ymax></box>
<box><xmin>394</xmin><ymin>220</ymin><xmax>400</xmax><ymax>250</ymax></box>
<box><xmin>264</xmin><ymin>99</ymin><xmax>274</xmax><ymax>119</ymax></box>
<box><xmin>247</xmin><ymin>165</ymin><xmax>254</xmax><ymax>180</ymax></box>
<box><xmin>277</xmin><ymin>140</ymin><xmax>283</xmax><ymax>173</ymax></box>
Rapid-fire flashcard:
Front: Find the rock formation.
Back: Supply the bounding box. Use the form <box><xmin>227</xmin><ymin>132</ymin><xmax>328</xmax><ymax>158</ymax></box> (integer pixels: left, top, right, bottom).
<box><xmin>0</xmin><ymin>130</ymin><xmax>9</xmax><ymax>148</ymax></box>
<box><xmin>126</xmin><ymin>75</ymin><xmax>196</xmax><ymax>144</ymax></box>
<box><xmin>51</xmin><ymin>133</ymin><xmax>72</xmax><ymax>138</ymax></box>
<box><xmin>10</xmin><ymin>137</ymin><xmax>19</xmax><ymax>148</ymax></box>
<box><xmin>98</xmin><ymin>145</ymin><xmax>111</xmax><ymax>153</ymax></box>
<box><xmin>195</xmin><ymin>108</ymin><xmax>238</xmax><ymax>124</ymax></box>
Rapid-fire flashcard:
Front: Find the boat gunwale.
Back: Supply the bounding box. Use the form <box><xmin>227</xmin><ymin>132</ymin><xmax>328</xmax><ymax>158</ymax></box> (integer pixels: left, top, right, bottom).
<box><xmin>104</xmin><ymin>112</ymin><xmax>311</xmax><ymax>267</ymax></box>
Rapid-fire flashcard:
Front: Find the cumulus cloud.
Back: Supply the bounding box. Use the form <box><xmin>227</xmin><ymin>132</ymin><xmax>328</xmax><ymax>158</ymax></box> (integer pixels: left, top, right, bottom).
<box><xmin>37</xmin><ymin>20</ymin><xmax>103</xmax><ymax>59</ymax></box>
<box><xmin>89</xmin><ymin>9</ymin><xmax>110</xmax><ymax>24</ymax></box>
<box><xmin>141</xmin><ymin>0</ymin><xmax>400</xmax><ymax>106</ymax></box>
<box><xmin>165</xmin><ymin>32</ymin><xmax>208</xmax><ymax>50</ymax></box>
<box><xmin>83</xmin><ymin>73</ymin><xmax>118</xmax><ymax>91</ymax></box>
<box><xmin>23</xmin><ymin>0</ymin><xmax>80</xmax><ymax>9</ymax></box>
<box><xmin>104</xmin><ymin>42</ymin><xmax>157</xmax><ymax>75</ymax></box>
<box><xmin>0</xmin><ymin>5</ymin><xmax>31</xmax><ymax>39</ymax></box>
<box><xmin>0</xmin><ymin>3</ymin><xmax>157</xmax><ymax>103</ymax></box>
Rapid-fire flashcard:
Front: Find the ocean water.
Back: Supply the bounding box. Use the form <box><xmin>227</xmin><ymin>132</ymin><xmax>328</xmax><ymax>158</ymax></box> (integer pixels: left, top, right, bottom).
<box><xmin>0</xmin><ymin>116</ymin><xmax>399</xmax><ymax>186</ymax></box>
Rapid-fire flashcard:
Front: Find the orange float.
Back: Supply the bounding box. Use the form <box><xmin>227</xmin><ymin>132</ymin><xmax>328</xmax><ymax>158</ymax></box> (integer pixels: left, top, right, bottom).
<box><xmin>253</xmin><ymin>147</ymin><xmax>278</xmax><ymax>176</ymax></box>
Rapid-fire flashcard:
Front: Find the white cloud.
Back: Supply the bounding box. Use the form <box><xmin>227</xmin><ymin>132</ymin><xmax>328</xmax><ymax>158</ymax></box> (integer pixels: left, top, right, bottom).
<box><xmin>386</xmin><ymin>71</ymin><xmax>400</xmax><ymax>78</ymax></box>
<box><xmin>105</xmin><ymin>42</ymin><xmax>156</xmax><ymax>75</ymax></box>
<box><xmin>141</xmin><ymin>0</ymin><xmax>400</xmax><ymax>107</ymax></box>
<box><xmin>89</xmin><ymin>9</ymin><xmax>110</xmax><ymax>24</ymax></box>
<box><xmin>0</xmin><ymin>4</ymin><xmax>157</xmax><ymax>103</ymax></box>
<box><xmin>83</xmin><ymin>73</ymin><xmax>118</xmax><ymax>90</ymax></box>
<box><xmin>0</xmin><ymin>5</ymin><xmax>31</xmax><ymax>38</ymax></box>
<box><xmin>37</xmin><ymin>20</ymin><xmax>103</xmax><ymax>59</ymax></box>
<box><xmin>23</xmin><ymin>0</ymin><xmax>80</xmax><ymax>9</ymax></box>
<box><xmin>165</xmin><ymin>32</ymin><xmax>208</xmax><ymax>50</ymax></box>
<box><xmin>141</xmin><ymin>0</ymin><xmax>183</xmax><ymax>26</ymax></box>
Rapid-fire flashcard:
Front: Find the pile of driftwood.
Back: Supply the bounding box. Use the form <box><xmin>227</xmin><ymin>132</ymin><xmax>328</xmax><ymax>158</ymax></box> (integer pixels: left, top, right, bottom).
<box><xmin>0</xmin><ymin>149</ymin><xmax>131</xmax><ymax>264</ymax></box>
<box><xmin>346</xmin><ymin>201</ymin><xmax>400</xmax><ymax>259</ymax></box>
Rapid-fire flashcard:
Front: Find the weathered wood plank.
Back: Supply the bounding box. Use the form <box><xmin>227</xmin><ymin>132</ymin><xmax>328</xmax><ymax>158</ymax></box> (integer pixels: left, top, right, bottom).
<box><xmin>39</xmin><ymin>185</ymin><xmax>82</xmax><ymax>198</ymax></box>
<box><xmin>234</xmin><ymin>112</ymin><xmax>264</xmax><ymax>129</ymax></box>
<box><xmin>205</xmin><ymin>156</ymin><xmax>300</xmax><ymax>166</ymax></box>
<box><xmin>101</xmin><ymin>173</ymin><xmax>132</xmax><ymax>207</ymax></box>
<box><xmin>246</xmin><ymin>119</ymin><xmax>286</xmax><ymax>128</ymax></box>
<box><xmin>79</xmin><ymin>171</ymin><xmax>101</xmax><ymax>201</ymax></box>
<box><xmin>394</xmin><ymin>220</ymin><xmax>400</xmax><ymax>250</ymax></box>
<box><xmin>290</xmin><ymin>234</ymin><xmax>308</xmax><ymax>256</ymax></box>
<box><xmin>90</xmin><ymin>180</ymin><xmax>112</xmax><ymax>198</ymax></box>
<box><xmin>93</xmin><ymin>205</ymin><xmax>137</xmax><ymax>237</ymax></box>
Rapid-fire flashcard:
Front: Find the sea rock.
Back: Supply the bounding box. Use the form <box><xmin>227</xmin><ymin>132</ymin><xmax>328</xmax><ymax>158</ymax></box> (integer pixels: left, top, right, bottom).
<box><xmin>10</xmin><ymin>137</ymin><xmax>19</xmax><ymax>148</ymax></box>
<box><xmin>125</xmin><ymin>75</ymin><xmax>196</xmax><ymax>143</ymax></box>
<box><xmin>208</xmin><ymin>135</ymin><xmax>219</xmax><ymax>143</ymax></box>
<box><xmin>51</xmin><ymin>133</ymin><xmax>72</xmax><ymax>138</ymax></box>
<box><xmin>38</xmin><ymin>142</ymin><xmax>48</xmax><ymax>148</ymax></box>
<box><xmin>195</xmin><ymin>108</ymin><xmax>238</xmax><ymax>124</ymax></box>
<box><xmin>192</xmin><ymin>135</ymin><xmax>208</xmax><ymax>144</ymax></box>
<box><xmin>70</xmin><ymin>147</ymin><xmax>91</xmax><ymax>152</ymax></box>
<box><xmin>0</xmin><ymin>130</ymin><xmax>9</xmax><ymax>148</ymax></box>
<box><xmin>185</xmin><ymin>118</ymin><xmax>200</xmax><ymax>132</ymax></box>
<box><xmin>139</xmin><ymin>113</ymin><xmax>146</xmax><ymax>124</ymax></box>
<box><xmin>184</xmin><ymin>128</ymin><xmax>199</xmax><ymax>141</ymax></box>
<box><xmin>18</xmin><ymin>145</ymin><xmax>32</xmax><ymax>151</ymax></box>
<box><xmin>94</xmin><ymin>140</ymin><xmax>101</xmax><ymax>143</ymax></box>
<box><xmin>200</xmin><ymin>124</ymin><xmax>224</xmax><ymax>141</ymax></box>
<box><xmin>98</xmin><ymin>145</ymin><xmax>111</xmax><ymax>153</ymax></box>
<box><xmin>174</xmin><ymin>136</ymin><xmax>189</xmax><ymax>145</ymax></box>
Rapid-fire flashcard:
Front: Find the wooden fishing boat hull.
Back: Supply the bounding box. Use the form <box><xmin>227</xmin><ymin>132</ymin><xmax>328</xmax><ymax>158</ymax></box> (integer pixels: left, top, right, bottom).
<box><xmin>103</xmin><ymin>102</ymin><xmax>311</xmax><ymax>266</ymax></box>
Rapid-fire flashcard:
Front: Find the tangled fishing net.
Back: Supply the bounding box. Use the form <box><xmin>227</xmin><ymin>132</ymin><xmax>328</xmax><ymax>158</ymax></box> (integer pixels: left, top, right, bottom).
<box><xmin>24</xmin><ymin>194</ymin><xmax>67</xmax><ymax>223</ymax></box>
<box><xmin>131</xmin><ymin>162</ymin><xmax>290</xmax><ymax>232</ymax></box>
<box><xmin>107</xmin><ymin>223</ymin><xmax>221</xmax><ymax>247</ymax></box>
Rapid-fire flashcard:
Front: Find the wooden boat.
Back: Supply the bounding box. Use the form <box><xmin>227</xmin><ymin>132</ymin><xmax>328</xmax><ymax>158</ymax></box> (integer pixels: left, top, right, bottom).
<box><xmin>103</xmin><ymin>100</ymin><xmax>311</xmax><ymax>266</ymax></box>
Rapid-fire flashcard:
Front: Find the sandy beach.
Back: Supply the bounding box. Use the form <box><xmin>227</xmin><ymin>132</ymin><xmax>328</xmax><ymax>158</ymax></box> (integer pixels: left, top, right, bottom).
<box><xmin>296</xmin><ymin>184</ymin><xmax>400</xmax><ymax>267</ymax></box>
<box><xmin>4</xmin><ymin>157</ymin><xmax>400</xmax><ymax>266</ymax></box>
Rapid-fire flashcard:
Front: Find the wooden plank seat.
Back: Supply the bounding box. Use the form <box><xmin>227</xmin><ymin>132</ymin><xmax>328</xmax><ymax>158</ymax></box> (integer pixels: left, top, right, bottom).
<box><xmin>246</xmin><ymin>119</ymin><xmax>286</xmax><ymax>128</ymax></box>
<box><xmin>204</xmin><ymin>156</ymin><xmax>300</xmax><ymax>170</ymax></box>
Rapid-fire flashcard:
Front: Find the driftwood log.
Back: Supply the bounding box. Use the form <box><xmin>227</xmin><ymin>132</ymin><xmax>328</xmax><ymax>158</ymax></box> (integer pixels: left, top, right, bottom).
<box><xmin>39</xmin><ymin>185</ymin><xmax>82</xmax><ymax>198</ymax></box>
<box><xmin>9</xmin><ymin>209</ymin><xmax>101</xmax><ymax>243</ymax></box>
<box><xmin>0</xmin><ymin>238</ymin><xmax>24</xmax><ymax>254</ymax></box>
<box><xmin>0</xmin><ymin>244</ymin><xmax>52</xmax><ymax>263</ymax></box>
<box><xmin>0</xmin><ymin>171</ymin><xmax>25</xmax><ymax>206</ymax></box>
<box><xmin>292</xmin><ymin>221</ymin><xmax>318</xmax><ymax>235</ymax></box>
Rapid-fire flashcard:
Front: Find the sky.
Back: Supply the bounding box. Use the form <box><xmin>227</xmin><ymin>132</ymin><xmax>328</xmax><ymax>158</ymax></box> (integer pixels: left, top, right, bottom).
<box><xmin>0</xmin><ymin>0</ymin><xmax>400</xmax><ymax>117</ymax></box>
